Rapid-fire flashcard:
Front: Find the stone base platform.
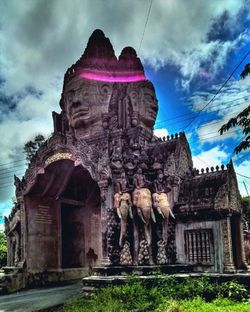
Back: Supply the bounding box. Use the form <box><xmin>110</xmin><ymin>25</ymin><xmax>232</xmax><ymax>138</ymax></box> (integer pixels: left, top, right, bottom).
<box><xmin>82</xmin><ymin>266</ymin><xmax>250</xmax><ymax>296</ymax></box>
<box><xmin>0</xmin><ymin>267</ymin><xmax>89</xmax><ymax>295</ymax></box>
<box><xmin>91</xmin><ymin>264</ymin><xmax>194</xmax><ymax>276</ymax></box>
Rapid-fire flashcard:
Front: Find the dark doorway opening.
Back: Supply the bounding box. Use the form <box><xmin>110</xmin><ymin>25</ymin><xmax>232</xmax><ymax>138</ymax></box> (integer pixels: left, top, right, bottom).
<box><xmin>231</xmin><ymin>215</ymin><xmax>244</xmax><ymax>269</ymax></box>
<box><xmin>61</xmin><ymin>203</ymin><xmax>85</xmax><ymax>268</ymax></box>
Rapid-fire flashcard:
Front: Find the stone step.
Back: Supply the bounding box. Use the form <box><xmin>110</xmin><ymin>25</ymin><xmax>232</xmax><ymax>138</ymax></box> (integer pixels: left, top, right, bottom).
<box><xmin>82</xmin><ymin>285</ymin><xmax>97</xmax><ymax>297</ymax></box>
<box><xmin>3</xmin><ymin>267</ymin><xmax>23</xmax><ymax>274</ymax></box>
<box><xmin>92</xmin><ymin>264</ymin><xmax>194</xmax><ymax>276</ymax></box>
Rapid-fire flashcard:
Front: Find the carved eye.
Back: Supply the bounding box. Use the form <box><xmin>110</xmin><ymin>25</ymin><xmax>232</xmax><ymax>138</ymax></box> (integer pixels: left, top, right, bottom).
<box><xmin>82</xmin><ymin>91</ymin><xmax>89</xmax><ymax>98</ymax></box>
<box><xmin>67</xmin><ymin>91</ymin><xmax>74</xmax><ymax>102</ymax></box>
<box><xmin>131</xmin><ymin>92</ymin><xmax>137</xmax><ymax>100</ymax></box>
<box><xmin>145</xmin><ymin>94</ymin><xmax>154</xmax><ymax>102</ymax></box>
<box><xmin>101</xmin><ymin>84</ymin><xmax>111</xmax><ymax>95</ymax></box>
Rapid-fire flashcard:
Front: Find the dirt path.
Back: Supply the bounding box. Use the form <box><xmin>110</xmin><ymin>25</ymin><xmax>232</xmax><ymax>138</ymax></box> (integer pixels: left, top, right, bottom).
<box><xmin>0</xmin><ymin>282</ymin><xmax>82</xmax><ymax>312</ymax></box>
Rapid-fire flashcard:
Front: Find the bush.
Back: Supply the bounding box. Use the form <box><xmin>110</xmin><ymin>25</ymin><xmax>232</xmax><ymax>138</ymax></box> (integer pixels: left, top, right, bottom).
<box><xmin>219</xmin><ymin>281</ymin><xmax>248</xmax><ymax>301</ymax></box>
<box><xmin>60</xmin><ymin>276</ymin><xmax>250</xmax><ymax>312</ymax></box>
<box><xmin>0</xmin><ymin>231</ymin><xmax>7</xmax><ymax>268</ymax></box>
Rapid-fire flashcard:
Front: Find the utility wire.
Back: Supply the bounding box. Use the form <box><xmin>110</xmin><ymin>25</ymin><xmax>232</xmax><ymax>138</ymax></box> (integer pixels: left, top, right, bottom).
<box><xmin>0</xmin><ymin>99</ymin><xmax>247</xmax><ymax>169</ymax></box>
<box><xmin>243</xmin><ymin>181</ymin><xmax>250</xmax><ymax>196</ymax></box>
<box><xmin>183</xmin><ymin>49</ymin><xmax>250</xmax><ymax>131</ymax></box>
<box><xmin>0</xmin><ymin>158</ymin><xmax>26</xmax><ymax>168</ymax></box>
<box><xmin>0</xmin><ymin>129</ymin><xmax>243</xmax><ymax>182</ymax></box>
<box><xmin>155</xmin><ymin>100</ymin><xmax>248</xmax><ymax>127</ymax></box>
<box><xmin>138</xmin><ymin>0</ymin><xmax>153</xmax><ymax>54</ymax></box>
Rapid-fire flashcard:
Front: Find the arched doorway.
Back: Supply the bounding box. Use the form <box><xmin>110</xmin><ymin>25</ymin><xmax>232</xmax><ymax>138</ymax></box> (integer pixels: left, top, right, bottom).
<box><xmin>60</xmin><ymin>164</ymin><xmax>101</xmax><ymax>268</ymax></box>
<box><xmin>25</xmin><ymin>159</ymin><xmax>101</xmax><ymax>271</ymax></box>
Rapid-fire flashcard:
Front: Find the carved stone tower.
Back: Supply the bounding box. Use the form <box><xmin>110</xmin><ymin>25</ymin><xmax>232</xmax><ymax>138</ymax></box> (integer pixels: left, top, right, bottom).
<box><xmin>4</xmin><ymin>30</ymin><xmax>247</xmax><ymax>293</ymax></box>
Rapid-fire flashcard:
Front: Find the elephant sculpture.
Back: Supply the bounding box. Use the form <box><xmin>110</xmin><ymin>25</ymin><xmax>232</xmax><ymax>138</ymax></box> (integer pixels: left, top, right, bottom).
<box><xmin>132</xmin><ymin>188</ymin><xmax>156</xmax><ymax>246</ymax></box>
<box><xmin>114</xmin><ymin>192</ymin><xmax>133</xmax><ymax>247</ymax></box>
<box><xmin>152</xmin><ymin>192</ymin><xmax>175</xmax><ymax>241</ymax></box>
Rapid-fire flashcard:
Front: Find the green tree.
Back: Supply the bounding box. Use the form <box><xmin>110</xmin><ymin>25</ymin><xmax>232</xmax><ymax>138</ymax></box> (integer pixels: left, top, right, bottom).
<box><xmin>219</xmin><ymin>64</ymin><xmax>250</xmax><ymax>154</ymax></box>
<box><xmin>242</xmin><ymin>196</ymin><xmax>250</xmax><ymax>231</ymax></box>
<box><xmin>0</xmin><ymin>231</ymin><xmax>7</xmax><ymax>268</ymax></box>
<box><xmin>24</xmin><ymin>134</ymin><xmax>45</xmax><ymax>161</ymax></box>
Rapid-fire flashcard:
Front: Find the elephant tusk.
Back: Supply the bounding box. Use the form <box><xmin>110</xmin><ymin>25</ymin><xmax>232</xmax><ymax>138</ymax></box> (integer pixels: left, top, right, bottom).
<box><xmin>151</xmin><ymin>208</ymin><xmax>156</xmax><ymax>223</ymax></box>
<box><xmin>129</xmin><ymin>206</ymin><xmax>133</xmax><ymax>219</ymax></box>
<box><xmin>169</xmin><ymin>208</ymin><xmax>175</xmax><ymax>219</ymax></box>
<box><xmin>137</xmin><ymin>208</ymin><xmax>146</xmax><ymax>223</ymax></box>
<box><xmin>157</xmin><ymin>207</ymin><xmax>164</xmax><ymax>219</ymax></box>
<box><xmin>117</xmin><ymin>208</ymin><xmax>122</xmax><ymax>219</ymax></box>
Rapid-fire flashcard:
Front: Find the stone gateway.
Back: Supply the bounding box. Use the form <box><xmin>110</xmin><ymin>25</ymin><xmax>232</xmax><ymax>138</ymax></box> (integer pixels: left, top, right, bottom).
<box><xmin>4</xmin><ymin>30</ymin><xmax>247</xmax><ymax>292</ymax></box>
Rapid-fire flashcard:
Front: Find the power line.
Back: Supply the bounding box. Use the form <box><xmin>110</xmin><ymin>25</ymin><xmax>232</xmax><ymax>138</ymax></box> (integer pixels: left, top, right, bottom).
<box><xmin>138</xmin><ymin>0</ymin><xmax>153</xmax><ymax>54</ymax></box>
<box><xmin>183</xmin><ymin>49</ymin><xmax>250</xmax><ymax>131</ymax></box>
<box><xmin>155</xmin><ymin>102</ymin><xmax>246</xmax><ymax>126</ymax></box>
<box><xmin>194</xmin><ymin>155</ymin><xmax>250</xmax><ymax>180</ymax></box>
<box><xmin>0</xmin><ymin>158</ymin><xmax>26</xmax><ymax>168</ymax></box>
<box><xmin>155</xmin><ymin>97</ymin><xmax>249</xmax><ymax>127</ymax></box>
<box><xmin>155</xmin><ymin>107</ymin><xmax>243</xmax><ymax>130</ymax></box>
<box><xmin>237</xmin><ymin>172</ymin><xmax>250</xmax><ymax>179</ymax></box>
<box><xmin>185</xmin><ymin>95</ymin><xmax>249</xmax><ymax>110</ymax></box>
<box><xmin>233</xmin><ymin>151</ymin><xmax>250</xmax><ymax>162</ymax></box>
<box><xmin>0</xmin><ymin>129</ymin><xmax>242</xmax><ymax>182</ymax></box>
<box><xmin>243</xmin><ymin>181</ymin><xmax>250</xmax><ymax>197</ymax></box>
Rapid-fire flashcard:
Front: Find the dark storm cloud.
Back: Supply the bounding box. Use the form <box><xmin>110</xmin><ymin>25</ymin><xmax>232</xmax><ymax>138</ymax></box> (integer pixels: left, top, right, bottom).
<box><xmin>206</xmin><ymin>10</ymin><xmax>247</xmax><ymax>42</ymax></box>
<box><xmin>15</xmin><ymin>0</ymin><xmax>56</xmax><ymax>47</ymax></box>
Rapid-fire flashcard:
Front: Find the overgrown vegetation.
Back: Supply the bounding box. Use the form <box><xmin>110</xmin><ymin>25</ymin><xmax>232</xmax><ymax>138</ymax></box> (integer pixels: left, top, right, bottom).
<box><xmin>243</xmin><ymin>196</ymin><xmax>250</xmax><ymax>231</ymax></box>
<box><xmin>0</xmin><ymin>230</ymin><xmax>7</xmax><ymax>268</ymax></box>
<box><xmin>60</xmin><ymin>276</ymin><xmax>250</xmax><ymax>312</ymax></box>
<box><xmin>24</xmin><ymin>134</ymin><xmax>45</xmax><ymax>161</ymax></box>
<box><xmin>219</xmin><ymin>63</ymin><xmax>250</xmax><ymax>154</ymax></box>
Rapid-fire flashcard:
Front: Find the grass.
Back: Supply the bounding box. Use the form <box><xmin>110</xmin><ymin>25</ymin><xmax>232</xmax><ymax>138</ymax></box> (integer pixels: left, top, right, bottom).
<box><xmin>59</xmin><ymin>276</ymin><xmax>250</xmax><ymax>312</ymax></box>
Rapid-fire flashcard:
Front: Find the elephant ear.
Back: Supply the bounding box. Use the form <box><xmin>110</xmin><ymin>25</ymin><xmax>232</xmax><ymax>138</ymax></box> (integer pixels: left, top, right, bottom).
<box><xmin>133</xmin><ymin>190</ymin><xmax>139</xmax><ymax>206</ymax></box>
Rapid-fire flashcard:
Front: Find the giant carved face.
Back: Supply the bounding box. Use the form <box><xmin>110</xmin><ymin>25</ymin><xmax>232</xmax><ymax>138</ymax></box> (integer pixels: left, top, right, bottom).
<box><xmin>128</xmin><ymin>81</ymin><xmax>158</xmax><ymax>129</ymax></box>
<box><xmin>141</xmin><ymin>83</ymin><xmax>158</xmax><ymax>127</ymax></box>
<box><xmin>63</xmin><ymin>76</ymin><xmax>112</xmax><ymax>130</ymax></box>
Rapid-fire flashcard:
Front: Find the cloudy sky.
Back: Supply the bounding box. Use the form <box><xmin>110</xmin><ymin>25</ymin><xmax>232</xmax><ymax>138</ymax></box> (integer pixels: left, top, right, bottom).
<box><xmin>0</xmin><ymin>0</ymin><xmax>250</xmax><ymax>220</ymax></box>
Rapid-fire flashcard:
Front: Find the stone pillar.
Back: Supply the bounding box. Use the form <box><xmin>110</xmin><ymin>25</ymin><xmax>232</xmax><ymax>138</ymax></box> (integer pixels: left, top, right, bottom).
<box><xmin>19</xmin><ymin>197</ymin><xmax>26</xmax><ymax>266</ymax></box>
<box><xmin>221</xmin><ymin>217</ymin><xmax>235</xmax><ymax>272</ymax></box>
<box><xmin>239</xmin><ymin>219</ymin><xmax>248</xmax><ymax>269</ymax></box>
<box><xmin>6</xmin><ymin>236</ymin><xmax>11</xmax><ymax>266</ymax></box>
<box><xmin>98</xmin><ymin>179</ymin><xmax>111</xmax><ymax>266</ymax></box>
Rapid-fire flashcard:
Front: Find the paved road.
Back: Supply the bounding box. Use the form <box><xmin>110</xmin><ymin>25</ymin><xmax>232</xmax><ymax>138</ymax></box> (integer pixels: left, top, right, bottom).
<box><xmin>0</xmin><ymin>282</ymin><xmax>82</xmax><ymax>312</ymax></box>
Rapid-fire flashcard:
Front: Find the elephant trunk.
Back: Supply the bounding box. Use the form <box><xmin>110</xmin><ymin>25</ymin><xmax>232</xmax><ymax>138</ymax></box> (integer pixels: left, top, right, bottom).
<box><xmin>119</xmin><ymin>219</ymin><xmax>127</xmax><ymax>247</ymax></box>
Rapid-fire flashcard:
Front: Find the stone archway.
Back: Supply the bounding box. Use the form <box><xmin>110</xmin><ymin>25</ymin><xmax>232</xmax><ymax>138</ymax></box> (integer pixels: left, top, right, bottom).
<box><xmin>24</xmin><ymin>159</ymin><xmax>101</xmax><ymax>272</ymax></box>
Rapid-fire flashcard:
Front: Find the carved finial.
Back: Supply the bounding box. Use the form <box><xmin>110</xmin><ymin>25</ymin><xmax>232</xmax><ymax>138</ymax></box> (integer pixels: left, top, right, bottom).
<box><xmin>221</xmin><ymin>164</ymin><xmax>225</xmax><ymax>170</ymax></box>
<box><xmin>211</xmin><ymin>166</ymin><xmax>214</xmax><ymax>172</ymax></box>
<box><xmin>167</xmin><ymin>135</ymin><xmax>170</xmax><ymax>141</ymax></box>
<box><xmin>175</xmin><ymin>133</ymin><xmax>178</xmax><ymax>139</ymax></box>
<box><xmin>216</xmin><ymin>165</ymin><xmax>219</xmax><ymax>171</ymax></box>
<box><xmin>163</xmin><ymin>136</ymin><xmax>166</xmax><ymax>141</ymax></box>
<box><xmin>171</xmin><ymin>134</ymin><xmax>174</xmax><ymax>139</ymax></box>
<box><xmin>197</xmin><ymin>169</ymin><xmax>200</xmax><ymax>175</ymax></box>
<box><xmin>206</xmin><ymin>167</ymin><xmax>209</xmax><ymax>173</ymax></box>
<box><xmin>201</xmin><ymin>168</ymin><xmax>204</xmax><ymax>174</ymax></box>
